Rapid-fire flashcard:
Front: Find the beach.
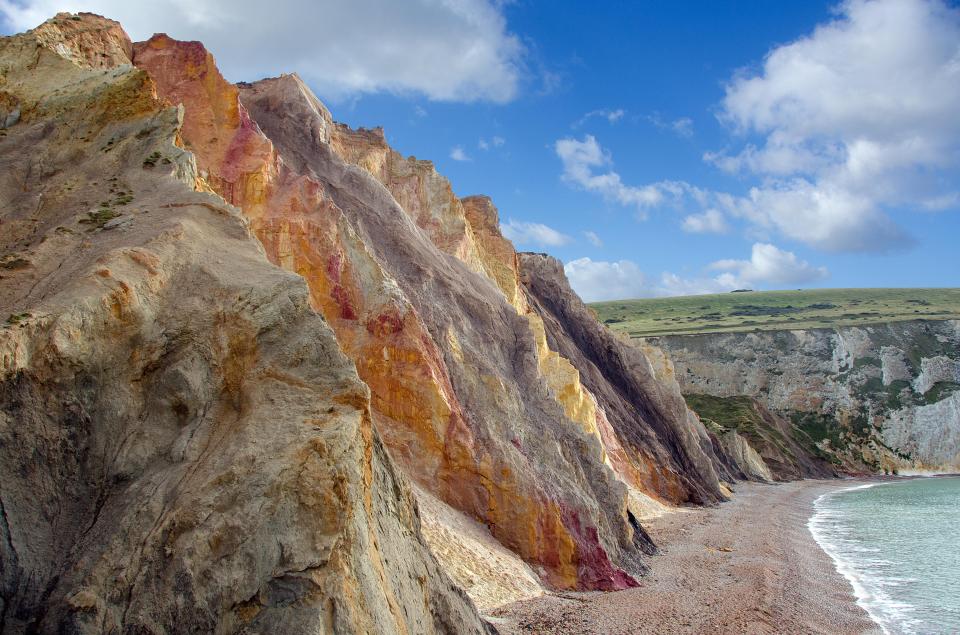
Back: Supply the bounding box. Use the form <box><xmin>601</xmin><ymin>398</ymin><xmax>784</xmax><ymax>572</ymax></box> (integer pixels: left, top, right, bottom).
<box><xmin>489</xmin><ymin>480</ymin><xmax>882</xmax><ymax>635</ymax></box>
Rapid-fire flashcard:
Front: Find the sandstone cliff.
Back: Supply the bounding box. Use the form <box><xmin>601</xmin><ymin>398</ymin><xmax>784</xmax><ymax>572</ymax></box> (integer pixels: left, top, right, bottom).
<box><xmin>126</xmin><ymin>27</ymin><xmax>750</xmax><ymax>596</ymax></box>
<box><xmin>647</xmin><ymin>320</ymin><xmax>960</xmax><ymax>473</ymax></box>
<box><xmin>130</xmin><ymin>36</ymin><xmax>652</xmax><ymax>593</ymax></box>
<box><xmin>1</xmin><ymin>11</ymin><xmax>764</xmax><ymax>630</ymax></box>
<box><xmin>517</xmin><ymin>254</ymin><xmax>734</xmax><ymax>504</ymax></box>
<box><xmin>0</xmin><ymin>14</ymin><xmax>490</xmax><ymax>633</ymax></box>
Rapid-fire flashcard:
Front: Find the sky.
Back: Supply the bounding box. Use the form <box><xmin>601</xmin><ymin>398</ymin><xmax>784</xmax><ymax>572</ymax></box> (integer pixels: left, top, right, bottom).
<box><xmin>3</xmin><ymin>0</ymin><xmax>958</xmax><ymax>301</ymax></box>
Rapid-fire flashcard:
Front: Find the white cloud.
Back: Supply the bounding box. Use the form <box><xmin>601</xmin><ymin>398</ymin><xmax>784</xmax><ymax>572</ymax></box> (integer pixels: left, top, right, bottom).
<box><xmin>478</xmin><ymin>135</ymin><xmax>505</xmax><ymax>150</ymax></box>
<box><xmin>564</xmin><ymin>257</ymin><xmax>737</xmax><ymax>302</ymax></box>
<box><xmin>565</xmin><ymin>244</ymin><xmax>827</xmax><ymax>302</ymax></box>
<box><xmin>708</xmin><ymin>0</ymin><xmax>960</xmax><ymax>251</ymax></box>
<box><xmin>681</xmin><ymin>209</ymin><xmax>729</xmax><ymax>234</ymax></box>
<box><xmin>709</xmin><ymin>243</ymin><xmax>828</xmax><ymax>286</ymax></box>
<box><xmin>553</xmin><ymin>1</ymin><xmax>958</xmax><ymax>255</ymax></box>
<box><xmin>730</xmin><ymin>180</ymin><xmax>909</xmax><ymax>252</ymax></box>
<box><xmin>645</xmin><ymin>113</ymin><xmax>694</xmax><ymax>138</ymax></box>
<box><xmin>501</xmin><ymin>219</ymin><xmax>572</xmax><ymax>247</ymax></box>
<box><xmin>554</xmin><ymin>135</ymin><xmax>685</xmax><ymax>218</ymax></box>
<box><xmin>564</xmin><ymin>258</ymin><xmax>650</xmax><ymax>302</ymax></box>
<box><xmin>0</xmin><ymin>0</ymin><xmax>525</xmax><ymax>103</ymax></box>
<box><xmin>583</xmin><ymin>230</ymin><xmax>603</xmax><ymax>247</ymax></box>
<box><xmin>574</xmin><ymin>108</ymin><xmax>625</xmax><ymax>127</ymax></box>
<box><xmin>670</xmin><ymin>117</ymin><xmax>693</xmax><ymax>137</ymax></box>
<box><xmin>450</xmin><ymin>146</ymin><xmax>471</xmax><ymax>162</ymax></box>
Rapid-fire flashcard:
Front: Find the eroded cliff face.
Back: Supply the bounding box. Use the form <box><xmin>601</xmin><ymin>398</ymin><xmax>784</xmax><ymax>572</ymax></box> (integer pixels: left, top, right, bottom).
<box><xmin>648</xmin><ymin>320</ymin><xmax>960</xmax><ymax>472</ymax></box>
<box><xmin>2</xmin><ymin>11</ymin><xmax>759</xmax><ymax>627</ymax></box>
<box><xmin>517</xmin><ymin>254</ymin><xmax>735</xmax><ymax>506</ymax></box>
<box><xmin>131</xmin><ymin>31</ymin><xmax>655</xmax><ymax>593</ymax></box>
<box><xmin>125</xmin><ymin>25</ymin><xmax>754</xmax><ymax>595</ymax></box>
<box><xmin>0</xmin><ymin>14</ymin><xmax>490</xmax><ymax>633</ymax></box>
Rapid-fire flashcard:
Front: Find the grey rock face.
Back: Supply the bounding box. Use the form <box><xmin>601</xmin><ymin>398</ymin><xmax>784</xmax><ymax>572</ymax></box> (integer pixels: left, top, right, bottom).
<box><xmin>718</xmin><ymin>431</ymin><xmax>774</xmax><ymax>482</ymax></box>
<box><xmin>648</xmin><ymin>320</ymin><xmax>960</xmax><ymax>471</ymax></box>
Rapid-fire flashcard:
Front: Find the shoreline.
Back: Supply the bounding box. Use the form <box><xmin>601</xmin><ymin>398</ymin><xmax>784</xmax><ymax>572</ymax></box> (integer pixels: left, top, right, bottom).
<box><xmin>489</xmin><ymin>480</ymin><xmax>884</xmax><ymax>634</ymax></box>
<box><xmin>808</xmin><ymin>474</ymin><xmax>960</xmax><ymax>634</ymax></box>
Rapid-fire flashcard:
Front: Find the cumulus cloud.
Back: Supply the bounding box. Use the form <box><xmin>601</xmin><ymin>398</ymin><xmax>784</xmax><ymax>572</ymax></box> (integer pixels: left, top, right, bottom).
<box><xmin>565</xmin><ymin>244</ymin><xmax>827</xmax><ymax>302</ymax></box>
<box><xmin>564</xmin><ymin>258</ymin><xmax>650</xmax><ymax>302</ymax></box>
<box><xmin>501</xmin><ymin>219</ymin><xmax>572</xmax><ymax>247</ymax></box>
<box><xmin>555</xmin><ymin>135</ymin><xmax>686</xmax><ymax>218</ymax></box>
<box><xmin>709</xmin><ymin>243</ymin><xmax>828</xmax><ymax>286</ymax></box>
<box><xmin>449</xmin><ymin>146</ymin><xmax>471</xmax><ymax>162</ymax></box>
<box><xmin>583</xmin><ymin>230</ymin><xmax>603</xmax><ymax>247</ymax></box>
<box><xmin>707</xmin><ymin>0</ymin><xmax>960</xmax><ymax>252</ymax></box>
<box><xmin>681</xmin><ymin>209</ymin><xmax>729</xmax><ymax>234</ymax></box>
<box><xmin>564</xmin><ymin>257</ymin><xmax>738</xmax><ymax>302</ymax></box>
<box><xmin>554</xmin><ymin>1</ymin><xmax>958</xmax><ymax>254</ymax></box>
<box><xmin>0</xmin><ymin>0</ymin><xmax>525</xmax><ymax>102</ymax></box>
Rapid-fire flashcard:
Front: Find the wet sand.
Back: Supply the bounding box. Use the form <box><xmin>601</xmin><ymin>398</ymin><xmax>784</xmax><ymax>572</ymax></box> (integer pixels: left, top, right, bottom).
<box><xmin>488</xmin><ymin>480</ymin><xmax>881</xmax><ymax>634</ymax></box>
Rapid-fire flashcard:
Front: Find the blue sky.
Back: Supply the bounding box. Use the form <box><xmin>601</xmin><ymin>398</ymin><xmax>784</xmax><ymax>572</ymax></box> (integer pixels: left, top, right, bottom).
<box><xmin>4</xmin><ymin>0</ymin><xmax>958</xmax><ymax>300</ymax></box>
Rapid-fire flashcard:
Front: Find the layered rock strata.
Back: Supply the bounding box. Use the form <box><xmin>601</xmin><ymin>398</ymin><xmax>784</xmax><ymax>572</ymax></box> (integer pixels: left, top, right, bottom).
<box><xmin>0</xmin><ymin>11</ymin><xmax>766</xmax><ymax>628</ymax></box>
<box><xmin>517</xmin><ymin>253</ymin><xmax>735</xmax><ymax>504</ymax></box>
<box><xmin>128</xmin><ymin>27</ymin><xmax>748</xmax><ymax>594</ymax></box>
<box><xmin>132</xmin><ymin>32</ymin><xmax>651</xmax><ymax>592</ymax></box>
<box><xmin>0</xmin><ymin>14</ymin><xmax>490</xmax><ymax>633</ymax></box>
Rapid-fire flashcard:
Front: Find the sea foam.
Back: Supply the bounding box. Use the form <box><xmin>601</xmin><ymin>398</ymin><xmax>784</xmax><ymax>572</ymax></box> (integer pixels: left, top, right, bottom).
<box><xmin>809</xmin><ymin>477</ymin><xmax>960</xmax><ymax>634</ymax></box>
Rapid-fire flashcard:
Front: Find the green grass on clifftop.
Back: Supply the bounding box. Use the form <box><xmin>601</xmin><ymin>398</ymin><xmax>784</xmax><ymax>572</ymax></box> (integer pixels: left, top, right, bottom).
<box><xmin>590</xmin><ymin>288</ymin><xmax>960</xmax><ymax>338</ymax></box>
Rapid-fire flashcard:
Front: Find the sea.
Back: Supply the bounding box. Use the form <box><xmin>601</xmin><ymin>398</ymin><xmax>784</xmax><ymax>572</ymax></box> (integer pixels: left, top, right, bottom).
<box><xmin>809</xmin><ymin>476</ymin><xmax>960</xmax><ymax>634</ymax></box>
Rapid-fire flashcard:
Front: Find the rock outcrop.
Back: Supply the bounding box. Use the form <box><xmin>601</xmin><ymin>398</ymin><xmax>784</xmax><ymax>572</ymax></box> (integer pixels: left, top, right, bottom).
<box><xmin>683</xmin><ymin>394</ymin><xmax>836</xmax><ymax>481</ymax></box>
<box><xmin>0</xmin><ymin>14</ymin><xmax>490</xmax><ymax>633</ymax></box>
<box><xmin>517</xmin><ymin>253</ymin><xmax>735</xmax><ymax>503</ymax></box>
<box><xmin>1</xmin><ymin>11</ymin><xmax>774</xmax><ymax>629</ymax></box>
<box><xmin>647</xmin><ymin>320</ymin><xmax>960</xmax><ymax>472</ymax></box>
<box><xmin>130</xmin><ymin>34</ymin><xmax>657</xmax><ymax>593</ymax></box>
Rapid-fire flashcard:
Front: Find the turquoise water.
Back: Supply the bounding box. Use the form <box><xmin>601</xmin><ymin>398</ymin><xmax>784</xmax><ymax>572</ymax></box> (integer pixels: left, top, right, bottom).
<box><xmin>809</xmin><ymin>477</ymin><xmax>960</xmax><ymax>634</ymax></box>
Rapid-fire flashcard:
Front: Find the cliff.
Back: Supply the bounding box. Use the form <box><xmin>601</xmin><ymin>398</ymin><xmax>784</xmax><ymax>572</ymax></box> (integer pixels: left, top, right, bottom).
<box><xmin>647</xmin><ymin>320</ymin><xmax>960</xmax><ymax>473</ymax></box>
<box><xmin>0</xmin><ymin>14</ymin><xmax>489</xmax><ymax>633</ymax></box>
<box><xmin>517</xmin><ymin>254</ymin><xmax>734</xmax><ymax>504</ymax></box>
<box><xmin>1</xmin><ymin>12</ymin><xmax>758</xmax><ymax>631</ymax></box>
<box><xmin>131</xmin><ymin>36</ymin><xmax>650</xmax><ymax>593</ymax></box>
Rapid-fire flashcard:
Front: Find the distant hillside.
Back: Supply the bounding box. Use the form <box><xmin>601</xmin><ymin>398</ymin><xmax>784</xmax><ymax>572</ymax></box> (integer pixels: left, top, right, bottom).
<box><xmin>590</xmin><ymin>288</ymin><xmax>960</xmax><ymax>337</ymax></box>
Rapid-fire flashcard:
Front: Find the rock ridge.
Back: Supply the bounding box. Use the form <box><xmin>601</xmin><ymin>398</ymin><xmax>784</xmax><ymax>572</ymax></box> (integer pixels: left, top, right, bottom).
<box><xmin>0</xmin><ymin>11</ymin><xmax>798</xmax><ymax>630</ymax></box>
<box><xmin>0</xmin><ymin>14</ymin><xmax>491</xmax><ymax>633</ymax></box>
<box><xmin>648</xmin><ymin>320</ymin><xmax>960</xmax><ymax>473</ymax></box>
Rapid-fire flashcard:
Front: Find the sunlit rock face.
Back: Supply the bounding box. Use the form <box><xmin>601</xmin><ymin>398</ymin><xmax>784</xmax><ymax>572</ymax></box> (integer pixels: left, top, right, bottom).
<box><xmin>0</xmin><ymin>13</ymin><xmax>753</xmax><ymax>623</ymax></box>
<box><xmin>0</xmin><ymin>14</ymin><xmax>491</xmax><ymax>634</ymax></box>
<box><xmin>517</xmin><ymin>253</ymin><xmax>732</xmax><ymax>507</ymax></box>
<box><xmin>132</xmin><ymin>35</ymin><xmax>656</xmax><ymax>591</ymax></box>
<box><xmin>649</xmin><ymin>320</ymin><xmax>960</xmax><ymax>472</ymax></box>
<box><xmin>329</xmin><ymin>124</ymin><xmax>490</xmax><ymax>273</ymax></box>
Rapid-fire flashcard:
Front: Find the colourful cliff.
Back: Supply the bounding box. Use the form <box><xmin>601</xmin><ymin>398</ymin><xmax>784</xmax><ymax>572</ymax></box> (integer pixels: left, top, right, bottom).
<box><xmin>0</xmin><ymin>14</ymin><xmax>490</xmax><ymax>633</ymax></box>
<box><xmin>1</xmin><ymin>11</ymin><xmax>753</xmax><ymax>629</ymax></box>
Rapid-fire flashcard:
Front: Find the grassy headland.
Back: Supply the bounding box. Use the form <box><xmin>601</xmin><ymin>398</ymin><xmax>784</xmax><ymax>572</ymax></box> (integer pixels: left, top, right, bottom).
<box><xmin>590</xmin><ymin>288</ymin><xmax>960</xmax><ymax>338</ymax></box>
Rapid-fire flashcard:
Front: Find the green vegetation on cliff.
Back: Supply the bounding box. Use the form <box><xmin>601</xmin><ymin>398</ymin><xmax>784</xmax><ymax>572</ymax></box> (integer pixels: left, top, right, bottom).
<box><xmin>683</xmin><ymin>393</ymin><xmax>839</xmax><ymax>478</ymax></box>
<box><xmin>591</xmin><ymin>288</ymin><xmax>960</xmax><ymax>337</ymax></box>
